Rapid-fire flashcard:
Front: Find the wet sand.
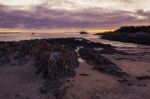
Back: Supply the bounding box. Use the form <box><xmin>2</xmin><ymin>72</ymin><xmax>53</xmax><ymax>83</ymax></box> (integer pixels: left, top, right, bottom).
<box><xmin>0</xmin><ymin>61</ymin><xmax>48</xmax><ymax>99</ymax></box>
<box><xmin>64</xmin><ymin>45</ymin><xmax>150</xmax><ymax>99</ymax></box>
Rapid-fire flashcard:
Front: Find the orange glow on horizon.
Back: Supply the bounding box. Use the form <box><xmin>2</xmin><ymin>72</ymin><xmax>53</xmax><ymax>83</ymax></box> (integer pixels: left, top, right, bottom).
<box><xmin>0</xmin><ymin>27</ymin><xmax>115</xmax><ymax>34</ymax></box>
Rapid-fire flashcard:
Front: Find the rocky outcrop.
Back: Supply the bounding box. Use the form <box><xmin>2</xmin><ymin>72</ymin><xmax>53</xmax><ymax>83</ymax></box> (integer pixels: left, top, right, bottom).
<box><xmin>79</xmin><ymin>48</ymin><xmax>128</xmax><ymax>78</ymax></box>
<box><xmin>80</xmin><ymin>31</ymin><xmax>89</xmax><ymax>34</ymax></box>
<box><xmin>28</xmin><ymin>40</ymin><xmax>79</xmax><ymax>98</ymax></box>
<box><xmin>28</xmin><ymin>40</ymin><xmax>79</xmax><ymax>79</ymax></box>
<box><xmin>115</xmin><ymin>26</ymin><xmax>150</xmax><ymax>33</ymax></box>
<box><xmin>101</xmin><ymin>26</ymin><xmax>150</xmax><ymax>45</ymax></box>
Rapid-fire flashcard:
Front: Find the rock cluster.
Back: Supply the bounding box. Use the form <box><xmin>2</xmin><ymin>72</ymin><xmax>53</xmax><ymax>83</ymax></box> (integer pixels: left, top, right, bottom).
<box><xmin>79</xmin><ymin>48</ymin><xmax>128</xmax><ymax>78</ymax></box>
<box><xmin>28</xmin><ymin>40</ymin><xmax>79</xmax><ymax>98</ymax></box>
<box><xmin>29</xmin><ymin>40</ymin><xmax>79</xmax><ymax>78</ymax></box>
<box><xmin>0</xmin><ymin>39</ymin><xmax>79</xmax><ymax>78</ymax></box>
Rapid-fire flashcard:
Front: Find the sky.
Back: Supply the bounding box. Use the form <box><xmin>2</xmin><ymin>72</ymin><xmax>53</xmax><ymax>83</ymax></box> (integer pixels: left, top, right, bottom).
<box><xmin>0</xmin><ymin>0</ymin><xmax>150</xmax><ymax>33</ymax></box>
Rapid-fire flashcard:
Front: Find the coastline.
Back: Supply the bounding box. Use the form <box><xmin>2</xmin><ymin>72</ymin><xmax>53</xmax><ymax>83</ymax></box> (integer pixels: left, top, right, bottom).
<box><xmin>0</xmin><ymin>38</ymin><xmax>150</xmax><ymax>99</ymax></box>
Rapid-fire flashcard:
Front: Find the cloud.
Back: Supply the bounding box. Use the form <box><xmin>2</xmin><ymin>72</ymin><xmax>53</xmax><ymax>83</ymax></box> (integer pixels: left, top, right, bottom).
<box><xmin>136</xmin><ymin>10</ymin><xmax>150</xmax><ymax>20</ymax></box>
<box><xmin>0</xmin><ymin>0</ymin><xmax>44</xmax><ymax>6</ymax></box>
<box><xmin>0</xmin><ymin>3</ymin><xmax>149</xmax><ymax>29</ymax></box>
<box><xmin>43</xmin><ymin>0</ymin><xmax>150</xmax><ymax>12</ymax></box>
<box><xmin>1</xmin><ymin>0</ymin><xmax>150</xmax><ymax>12</ymax></box>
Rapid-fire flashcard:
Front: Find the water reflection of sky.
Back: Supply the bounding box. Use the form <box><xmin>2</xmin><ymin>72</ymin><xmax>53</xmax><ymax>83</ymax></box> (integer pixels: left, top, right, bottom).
<box><xmin>88</xmin><ymin>37</ymin><xmax>138</xmax><ymax>48</ymax></box>
<box><xmin>0</xmin><ymin>33</ymin><xmax>97</xmax><ymax>41</ymax></box>
<box><xmin>0</xmin><ymin>33</ymin><xmax>138</xmax><ymax>48</ymax></box>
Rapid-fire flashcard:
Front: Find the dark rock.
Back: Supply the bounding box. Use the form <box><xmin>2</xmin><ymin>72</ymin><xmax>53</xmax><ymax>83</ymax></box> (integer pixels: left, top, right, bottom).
<box><xmin>79</xmin><ymin>48</ymin><xmax>129</xmax><ymax>78</ymax></box>
<box><xmin>80</xmin><ymin>31</ymin><xmax>89</xmax><ymax>34</ymax></box>
<box><xmin>79</xmin><ymin>73</ymin><xmax>90</xmax><ymax>76</ymax></box>
<box><xmin>127</xmin><ymin>83</ymin><xmax>132</xmax><ymax>86</ymax></box>
<box><xmin>136</xmin><ymin>75</ymin><xmax>150</xmax><ymax>80</ymax></box>
<box><xmin>117</xmin><ymin>77</ymin><xmax>128</xmax><ymax>83</ymax></box>
<box><xmin>99</xmin><ymin>47</ymin><xmax>130</xmax><ymax>55</ymax></box>
<box><xmin>0</xmin><ymin>56</ymin><xmax>11</xmax><ymax>65</ymax></box>
<box><xmin>16</xmin><ymin>94</ymin><xmax>21</xmax><ymax>97</ymax></box>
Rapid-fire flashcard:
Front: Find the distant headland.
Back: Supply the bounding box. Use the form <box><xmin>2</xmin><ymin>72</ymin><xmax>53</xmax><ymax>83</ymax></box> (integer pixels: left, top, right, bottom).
<box><xmin>95</xmin><ymin>26</ymin><xmax>150</xmax><ymax>45</ymax></box>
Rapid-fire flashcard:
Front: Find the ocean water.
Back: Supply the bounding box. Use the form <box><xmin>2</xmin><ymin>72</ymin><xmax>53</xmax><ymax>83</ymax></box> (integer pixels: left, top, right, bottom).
<box><xmin>0</xmin><ymin>32</ymin><xmax>92</xmax><ymax>41</ymax></box>
<box><xmin>0</xmin><ymin>32</ymin><xmax>138</xmax><ymax>48</ymax></box>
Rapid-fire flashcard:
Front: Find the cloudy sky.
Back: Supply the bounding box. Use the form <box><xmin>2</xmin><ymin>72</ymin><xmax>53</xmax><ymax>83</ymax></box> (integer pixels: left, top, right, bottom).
<box><xmin>0</xmin><ymin>0</ymin><xmax>150</xmax><ymax>33</ymax></box>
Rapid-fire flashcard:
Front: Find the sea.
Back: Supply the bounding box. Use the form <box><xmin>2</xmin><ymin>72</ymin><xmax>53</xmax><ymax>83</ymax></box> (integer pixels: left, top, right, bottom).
<box><xmin>0</xmin><ymin>32</ymin><xmax>138</xmax><ymax>48</ymax></box>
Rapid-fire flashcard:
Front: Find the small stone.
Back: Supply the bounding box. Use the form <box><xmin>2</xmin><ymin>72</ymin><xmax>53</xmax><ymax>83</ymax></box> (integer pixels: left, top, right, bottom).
<box><xmin>127</xmin><ymin>83</ymin><xmax>132</xmax><ymax>86</ymax></box>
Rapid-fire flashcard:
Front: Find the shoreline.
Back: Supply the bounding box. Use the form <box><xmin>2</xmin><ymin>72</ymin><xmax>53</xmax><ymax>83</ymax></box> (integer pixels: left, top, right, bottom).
<box><xmin>100</xmin><ymin>33</ymin><xmax>150</xmax><ymax>46</ymax></box>
<box><xmin>0</xmin><ymin>38</ymin><xmax>150</xmax><ymax>99</ymax></box>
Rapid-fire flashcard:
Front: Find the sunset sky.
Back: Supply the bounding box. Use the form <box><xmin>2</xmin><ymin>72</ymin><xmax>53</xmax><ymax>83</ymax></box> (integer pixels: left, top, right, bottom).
<box><xmin>0</xmin><ymin>0</ymin><xmax>150</xmax><ymax>33</ymax></box>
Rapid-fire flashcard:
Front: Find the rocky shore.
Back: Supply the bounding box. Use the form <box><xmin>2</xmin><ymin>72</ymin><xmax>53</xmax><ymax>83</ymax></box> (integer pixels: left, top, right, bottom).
<box><xmin>0</xmin><ymin>38</ymin><xmax>150</xmax><ymax>99</ymax></box>
<box><xmin>96</xmin><ymin>26</ymin><xmax>150</xmax><ymax>45</ymax></box>
<box><xmin>0</xmin><ymin>38</ymin><xmax>112</xmax><ymax>99</ymax></box>
<box><xmin>79</xmin><ymin>48</ymin><xmax>128</xmax><ymax>78</ymax></box>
